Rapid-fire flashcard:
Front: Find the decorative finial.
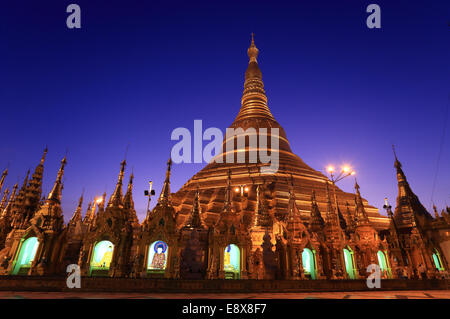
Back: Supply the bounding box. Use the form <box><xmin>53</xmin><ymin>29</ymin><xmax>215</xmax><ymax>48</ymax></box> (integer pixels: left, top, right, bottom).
<box><xmin>392</xmin><ymin>144</ymin><xmax>402</xmax><ymax>169</ymax></box>
<box><xmin>354</xmin><ymin>178</ymin><xmax>360</xmax><ymax>192</ymax></box>
<box><xmin>247</xmin><ymin>33</ymin><xmax>259</xmax><ymax>63</ymax></box>
<box><xmin>40</xmin><ymin>146</ymin><xmax>48</xmax><ymax>165</ymax></box>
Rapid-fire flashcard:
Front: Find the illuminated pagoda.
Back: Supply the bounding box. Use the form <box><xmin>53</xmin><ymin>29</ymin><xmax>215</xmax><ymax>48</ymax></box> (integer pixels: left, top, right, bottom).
<box><xmin>0</xmin><ymin>36</ymin><xmax>448</xmax><ymax>282</ymax></box>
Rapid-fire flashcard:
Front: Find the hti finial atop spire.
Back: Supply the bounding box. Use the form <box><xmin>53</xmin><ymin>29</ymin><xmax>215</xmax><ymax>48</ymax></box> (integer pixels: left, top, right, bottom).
<box><xmin>0</xmin><ymin>168</ymin><xmax>7</xmax><ymax>194</ymax></box>
<box><xmin>234</xmin><ymin>33</ymin><xmax>275</xmax><ymax>124</ymax></box>
<box><xmin>41</xmin><ymin>146</ymin><xmax>48</xmax><ymax>165</ymax></box>
<box><xmin>354</xmin><ymin>178</ymin><xmax>360</xmax><ymax>194</ymax></box>
<box><xmin>47</xmin><ymin>155</ymin><xmax>67</xmax><ymax>203</ymax></box>
<box><xmin>123</xmin><ymin>171</ymin><xmax>134</xmax><ymax>210</ymax></box>
<box><xmin>158</xmin><ymin>157</ymin><xmax>172</xmax><ymax>205</ymax></box>
<box><xmin>109</xmin><ymin>159</ymin><xmax>126</xmax><ymax>207</ymax></box>
<box><xmin>392</xmin><ymin>144</ymin><xmax>401</xmax><ymax>169</ymax></box>
<box><xmin>248</xmin><ymin>33</ymin><xmax>259</xmax><ymax>63</ymax></box>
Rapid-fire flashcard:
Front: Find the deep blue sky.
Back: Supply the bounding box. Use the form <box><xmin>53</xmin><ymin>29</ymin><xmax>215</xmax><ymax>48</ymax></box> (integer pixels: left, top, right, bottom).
<box><xmin>1</xmin><ymin>0</ymin><xmax>449</xmax><ymax>222</ymax></box>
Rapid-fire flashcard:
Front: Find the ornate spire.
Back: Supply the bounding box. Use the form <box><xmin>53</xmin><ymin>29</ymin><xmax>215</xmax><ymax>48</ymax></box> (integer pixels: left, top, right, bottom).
<box><xmin>287</xmin><ymin>181</ymin><xmax>300</xmax><ymax>221</ymax></box>
<box><xmin>10</xmin><ymin>170</ymin><xmax>29</xmax><ymax>225</ymax></box>
<box><xmin>309</xmin><ymin>190</ymin><xmax>324</xmax><ymax>230</ymax></box>
<box><xmin>83</xmin><ymin>201</ymin><xmax>93</xmax><ymax>223</ymax></box>
<box><xmin>222</xmin><ymin>169</ymin><xmax>233</xmax><ymax>213</ymax></box>
<box><xmin>0</xmin><ymin>168</ymin><xmax>7</xmax><ymax>194</ymax></box>
<box><xmin>158</xmin><ymin>158</ymin><xmax>172</xmax><ymax>205</ymax></box>
<box><xmin>233</xmin><ymin>34</ymin><xmax>275</xmax><ymax>124</ymax></box>
<box><xmin>108</xmin><ymin>160</ymin><xmax>126</xmax><ymax>207</ymax></box>
<box><xmin>1</xmin><ymin>183</ymin><xmax>17</xmax><ymax>219</ymax></box>
<box><xmin>25</xmin><ymin>147</ymin><xmax>48</xmax><ymax>208</ymax></box>
<box><xmin>325</xmin><ymin>182</ymin><xmax>336</xmax><ymax>225</ymax></box>
<box><xmin>0</xmin><ymin>188</ymin><xmax>9</xmax><ymax>212</ymax></box>
<box><xmin>354</xmin><ymin>179</ymin><xmax>370</xmax><ymax>226</ymax></box>
<box><xmin>183</xmin><ymin>188</ymin><xmax>206</xmax><ymax>229</ymax></box>
<box><xmin>123</xmin><ymin>172</ymin><xmax>134</xmax><ymax>210</ymax></box>
<box><xmin>286</xmin><ymin>184</ymin><xmax>302</xmax><ymax>232</ymax></box>
<box><xmin>254</xmin><ymin>184</ymin><xmax>271</xmax><ymax>227</ymax></box>
<box><xmin>21</xmin><ymin>170</ymin><xmax>30</xmax><ymax>191</ymax></box>
<box><xmin>69</xmin><ymin>192</ymin><xmax>83</xmax><ymax>226</ymax></box>
<box><xmin>40</xmin><ymin>146</ymin><xmax>48</xmax><ymax>165</ymax></box>
<box><xmin>392</xmin><ymin>147</ymin><xmax>433</xmax><ymax>228</ymax></box>
<box><xmin>47</xmin><ymin>155</ymin><xmax>67</xmax><ymax>203</ymax></box>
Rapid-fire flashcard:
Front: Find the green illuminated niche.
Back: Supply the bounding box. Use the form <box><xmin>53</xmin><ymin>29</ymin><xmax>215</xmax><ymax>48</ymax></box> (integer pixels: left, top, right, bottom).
<box><xmin>432</xmin><ymin>251</ymin><xmax>443</xmax><ymax>271</ymax></box>
<box><xmin>377</xmin><ymin>250</ymin><xmax>388</xmax><ymax>273</ymax></box>
<box><xmin>12</xmin><ymin>237</ymin><xmax>39</xmax><ymax>275</ymax></box>
<box><xmin>302</xmin><ymin>248</ymin><xmax>316</xmax><ymax>279</ymax></box>
<box><xmin>343</xmin><ymin>248</ymin><xmax>355</xmax><ymax>279</ymax></box>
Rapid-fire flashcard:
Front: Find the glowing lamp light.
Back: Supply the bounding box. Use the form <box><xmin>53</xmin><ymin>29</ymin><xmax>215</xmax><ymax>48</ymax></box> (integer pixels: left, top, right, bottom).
<box><xmin>327</xmin><ymin>166</ymin><xmax>334</xmax><ymax>173</ymax></box>
<box><xmin>342</xmin><ymin>166</ymin><xmax>350</xmax><ymax>173</ymax></box>
<box><xmin>234</xmin><ymin>187</ymin><xmax>240</xmax><ymax>193</ymax></box>
<box><xmin>244</xmin><ymin>187</ymin><xmax>249</xmax><ymax>192</ymax></box>
<box><xmin>351</xmin><ymin>171</ymin><xmax>356</xmax><ymax>176</ymax></box>
<box><xmin>96</xmin><ymin>198</ymin><xmax>103</xmax><ymax>204</ymax></box>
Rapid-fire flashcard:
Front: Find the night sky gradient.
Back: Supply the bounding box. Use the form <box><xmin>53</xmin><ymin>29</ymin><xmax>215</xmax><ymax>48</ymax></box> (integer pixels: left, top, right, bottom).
<box><xmin>1</xmin><ymin>0</ymin><xmax>449</xmax><ymax>222</ymax></box>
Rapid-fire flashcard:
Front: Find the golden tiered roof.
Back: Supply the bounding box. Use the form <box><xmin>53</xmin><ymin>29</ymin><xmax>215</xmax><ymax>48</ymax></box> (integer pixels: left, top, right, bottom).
<box><xmin>171</xmin><ymin>36</ymin><xmax>390</xmax><ymax>231</ymax></box>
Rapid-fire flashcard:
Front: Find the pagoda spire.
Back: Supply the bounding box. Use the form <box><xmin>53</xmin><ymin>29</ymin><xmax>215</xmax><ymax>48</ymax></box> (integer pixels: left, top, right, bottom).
<box><xmin>0</xmin><ymin>168</ymin><xmax>7</xmax><ymax>194</ymax></box>
<box><xmin>21</xmin><ymin>170</ymin><xmax>30</xmax><ymax>191</ymax></box>
<box><xmin>10</xmin><ymin>170</ymin><xmax>29</xmax><ymax>225</ymax></box>
<box><xmin>158</xmin><ymin>158</ymin><xmax>172</xmax><ymax>205</ymax></box>
<box><xmin>287</xmin><ymin>184</ymin><xmax>301</xmax><ymax>232</ymax></box>
<box><xmin>233</xmin><ymin>34</ymin><xmax>275</xmax><ymax>124</ymax></box>
<box><xmin>309</xmin><ymin>190</ymin><xmax>324</xmax><ymax>231</ymax></box>
<box><xmin>83</xmin><ymin>201</ymin><xmax>93</xmax><ymax>223</ymax></box>
<box><xmin>69</xmin><ymin>192</ymin><xmax>83</xmax><ymax>226</ymax></box>
<box><xmin>1</xmin><ymin>183</ymin><xmax>17</xmax><ymax>219</ymax></box>
<box><xmin>25</xmin><ymin>147</ymin><xmax>48</xmax><ymax>208</ymax></box>
<box><xmin>254</xmin><ymin>184</ymin><xmax>271</xmax><ymax>227</ymax></box>
<box><xmin>222</xmin><ymin>169</ymin><xmax>233</xmax><ymax>213</ymax></box>
<box><xmin>287</xmin><ymin>179</ymin><xmax>300</xmax><ymax>221</ymax></box>
<box><xmin>354</xmin><ymin>179</ymin><xmax>370</xmax><ymax>226</ymax></box>
<box><xmin>108</xmin><ymin>160</ymin><xmax>126</xmax><ymax>207</ymax></box>
<box><xmin>123</xmin><ymin>172</ymin><xmax>134</xmax><ymax>210</ymax></box>
<box><xmin>344</xmin><ymin>201</ymin><xmax>355</xmax><ymax>231</ymax></box>
<box><xmin>0</xmin><ymin>188</ymin><xmax>9</xmax><ymax>212</ymax></box>
<box><xmin>47</xmin><ymin>155</ymin><xmax>67</xmax><ymax>203</ymax></box>
<box><xmin>325</xmin><ymin>182</ymin><xmax>336</xmax><ymax>225</ymax></box>
<box><xmin>183</xmin><ymin>188</ymin><xmax>206</xmax><ymax>229</ymax></box>
<box><xmin>392</xmin><ymin>146</ymin><xmax>433</xmax><ymax>228</ymax></box>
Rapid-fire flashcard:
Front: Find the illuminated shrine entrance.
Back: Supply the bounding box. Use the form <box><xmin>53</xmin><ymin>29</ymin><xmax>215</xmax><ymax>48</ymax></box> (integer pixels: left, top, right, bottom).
<box><xmin>90</xmin><ymin>240</ymin><xmax>114</xmax><ymax>276</ymax></box>
<box><xmin>343</xmin><ymin>248</ymin><xmax>356</xmax><ymax>279</ymax></box>
<box><xmin>224</xmin><ymin>244</ymin><xmax>240</xmax><ymax>279</ymax></box>
<box><xmin>148</xmin><ymin>240</ymin><xmax>169</xmax><ymax>274</ymax></box>
<box><xmin>302</xmin><ymin>248</ymin><xmax>316</xmax><ymax>279</ymax></box>
<box><xmin>11</xmin><ymin>237</ymin><xmax>39</xmax><ymax>275</ymax></box>
<box><xmin>432</xmin><ymin>250</ymin><xmax>444</xmax><ymax>271</ymax></box>
<box><xmin>377</xmin><ymin>250</ymin><xmax>390</xmax><ymax>278</ymax></box>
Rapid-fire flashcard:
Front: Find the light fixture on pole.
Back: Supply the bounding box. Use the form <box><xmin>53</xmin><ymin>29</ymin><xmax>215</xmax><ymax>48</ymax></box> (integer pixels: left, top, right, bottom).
<box><xmin>325</xmin><ymin>165</ymin><xmax>356</xmax><ymax>225</ymax></box>
<box><xmin>144</xmin><ymin>181</ymin><xmax>156</xmax><ymax>214</ymax></box>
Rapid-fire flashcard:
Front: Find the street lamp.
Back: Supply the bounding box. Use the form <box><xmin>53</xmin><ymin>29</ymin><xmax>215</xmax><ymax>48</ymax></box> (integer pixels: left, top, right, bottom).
<box><xmin>234</xmin><ymin>185</ymin><xmax>250</xmax><ymax>197</ymax></box>
<box><xmin>144</xmin><ymin>181</ymin><xmax>156</xmax><ymax>214</ymax></box>
<box><xmin>325</xmin><ymin>165</ymin><xmax>356</xmax><ymax>225</ymax></box>
<box><xmin>327</xmin><ymin>165</ymin><xmax>355</xmax><ymax>183</ymax></box>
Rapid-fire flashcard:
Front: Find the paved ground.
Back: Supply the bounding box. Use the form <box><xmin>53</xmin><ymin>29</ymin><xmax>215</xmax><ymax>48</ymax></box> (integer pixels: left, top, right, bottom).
<box><xmin>0</xmin><ymin>290</ymin><xmax>449</xmax><ymax>299</ymax></box>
